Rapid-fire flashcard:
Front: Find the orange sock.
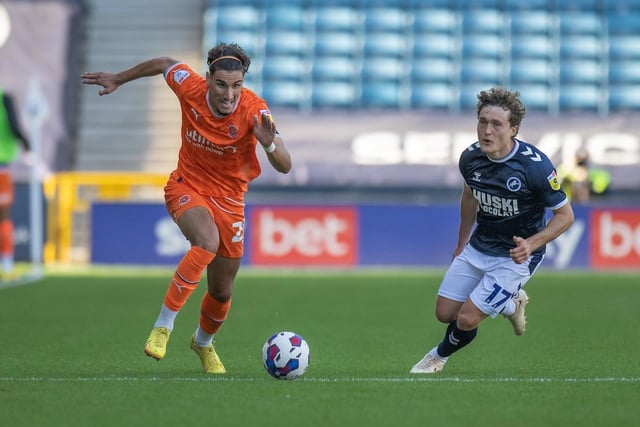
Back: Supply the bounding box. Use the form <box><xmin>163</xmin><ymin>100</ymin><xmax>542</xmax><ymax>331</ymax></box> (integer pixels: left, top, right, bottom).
<box><xmin>163</xmin><ymin>246</ymin><xmax>215</xmax><ymax>312</ymax></box>
<box><xmin>0</xmin><ymin>219</ymin><xmax>14</xmax><ymax>257</ymax></box>
<box><xmin>199</xmin><ymin>292</ymin><xmax>231</xmax><ymax>334</ymax></box>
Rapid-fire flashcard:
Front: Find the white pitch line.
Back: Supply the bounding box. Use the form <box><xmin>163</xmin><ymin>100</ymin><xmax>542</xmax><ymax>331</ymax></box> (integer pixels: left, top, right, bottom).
<box><xmin>0</xmin><ymin>376</ymin><xmax>638</xmax><ymax>383</ymax></box>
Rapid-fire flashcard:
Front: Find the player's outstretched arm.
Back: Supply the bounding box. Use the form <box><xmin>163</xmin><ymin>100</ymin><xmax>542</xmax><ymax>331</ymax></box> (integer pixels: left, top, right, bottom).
<box><xmin>253</xmin><ymin>112</ymin><xmax>292</xmax><ymax>174</ymax></box>
<box><xmin>80</xmin><ymin>57</ymin><xmax>178</xmax><ymax>96</ymax></box>
<box><xmin>453</xmin><ymin>183</ymin><xmax>478</xmax><ymax>257</ymax></box>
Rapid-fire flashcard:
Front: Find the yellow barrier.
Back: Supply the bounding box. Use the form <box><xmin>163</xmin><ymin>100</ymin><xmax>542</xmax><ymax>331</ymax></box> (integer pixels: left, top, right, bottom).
<box><xmin>43</xmin><ymin>172</ymin><xmax>167</xmax><ymax>263</ymax></box>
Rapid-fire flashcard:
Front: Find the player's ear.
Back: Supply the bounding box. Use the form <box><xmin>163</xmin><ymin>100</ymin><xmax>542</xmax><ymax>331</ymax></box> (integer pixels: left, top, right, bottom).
<box><xmin>511</xmin><ymin>125</ymin><xmax>519</xmax><ymax>137</ymax></box>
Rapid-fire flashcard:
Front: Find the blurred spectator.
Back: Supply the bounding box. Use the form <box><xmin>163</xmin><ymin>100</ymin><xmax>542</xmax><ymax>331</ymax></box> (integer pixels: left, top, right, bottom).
<box><xmin>0</xmin><ymin>87</ymin><xmax>30</xmax><ymax>279</ymax></box>
<box><xmin>559</xmin><ymin>149</ymin><xmax>611</xmax><ymax>203</ymax></box>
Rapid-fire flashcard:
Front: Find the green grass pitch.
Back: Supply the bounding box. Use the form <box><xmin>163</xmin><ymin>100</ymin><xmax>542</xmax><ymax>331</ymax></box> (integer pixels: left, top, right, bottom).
<box><xmin>1</xmin><ymin>267</ymin><xmax>639</xmax><ymax>426</ymax></box>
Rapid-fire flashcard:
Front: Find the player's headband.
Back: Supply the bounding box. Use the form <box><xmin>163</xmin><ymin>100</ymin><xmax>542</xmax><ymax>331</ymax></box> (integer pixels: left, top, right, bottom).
<box><xmin>207</xmin><ymin>55</ymin><xmax>241</xmax><ymax>66</ymax></box>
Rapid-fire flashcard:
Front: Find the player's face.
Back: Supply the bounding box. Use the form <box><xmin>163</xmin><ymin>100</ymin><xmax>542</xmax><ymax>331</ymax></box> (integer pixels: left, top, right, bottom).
<box><xmin>207</xmin><ymin>70</ymin><xmax>244</xmax><ymax>115</ymax></box>
<box><xmin>476</xmin><ymin>105</ymin><xmax>518</xmax><ymax>160</ymax></box>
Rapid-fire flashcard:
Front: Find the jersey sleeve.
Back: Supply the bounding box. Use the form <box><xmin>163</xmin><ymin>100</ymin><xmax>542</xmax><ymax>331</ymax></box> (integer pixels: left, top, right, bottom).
<box><xmin>529</xmin><ymin>149</ymin><xmax>569</xmax><ymax>210</ymax></box>
<box><xmin>164</xmin><ymin>63</ymin><xmax>204</xmax><ymax>100</ymax></box>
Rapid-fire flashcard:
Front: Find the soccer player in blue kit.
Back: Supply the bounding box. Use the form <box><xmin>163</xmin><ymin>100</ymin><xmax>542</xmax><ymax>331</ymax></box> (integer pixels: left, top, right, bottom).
<box><xmin>410</xmin><ymin>88</ymin><xmax>575</xmax><ymax>374</ymax></box>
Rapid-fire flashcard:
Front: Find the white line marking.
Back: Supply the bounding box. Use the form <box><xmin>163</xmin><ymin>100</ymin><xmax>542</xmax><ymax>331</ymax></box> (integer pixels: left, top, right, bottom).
<box><xmin>0</xmin><ymin>376</ymin><xmax>638</xmax><ymax>383</ymax></box>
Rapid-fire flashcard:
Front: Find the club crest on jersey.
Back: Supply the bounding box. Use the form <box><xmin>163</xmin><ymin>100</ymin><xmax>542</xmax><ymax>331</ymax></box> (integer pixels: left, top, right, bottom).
<box><xmin>179</xmin><ymin>195</ymin><xmax>190</xmax><ymax>205</ymax></box>
<box><xmin>506</xmin><ymin>177</ymin><xmax>522</xmax><ymax>192</ymax></box>
<box><xmin>228</xmin><ymin>124</ymin><xmax>239</xmax><ymax>138</ymax></box>
<box><xmin>173</xmin><ymin>69</ymin><xmax>190</xmax><ymax>85</ymax></box>
<box><xmin>547</xmin><ymin>170</ymin><xmax>561</xmax><ymax>191</ymax></box>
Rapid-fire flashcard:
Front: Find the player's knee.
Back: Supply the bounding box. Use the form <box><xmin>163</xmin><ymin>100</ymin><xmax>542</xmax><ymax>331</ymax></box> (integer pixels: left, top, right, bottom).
<box><xmin>435</xmin><ymin>306</ymin><xmax>456</xmax><ymax>323</ymax></box>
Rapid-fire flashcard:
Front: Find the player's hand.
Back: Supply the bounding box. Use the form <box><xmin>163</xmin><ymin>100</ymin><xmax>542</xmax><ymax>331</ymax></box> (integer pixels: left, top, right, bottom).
<box><xmin>509</xmin><ymin>236</ymin><xmax>532</xmax><ymax>264</ymax></box>
<box><xmin>253</xmin><ymin>112</ymin><xmax>276</xmax><ymax>148</ymax></box>
<box><xmin>80</xmin><ymin>72</ymin><xmax>120</xmax><ymax>96</ymax></box>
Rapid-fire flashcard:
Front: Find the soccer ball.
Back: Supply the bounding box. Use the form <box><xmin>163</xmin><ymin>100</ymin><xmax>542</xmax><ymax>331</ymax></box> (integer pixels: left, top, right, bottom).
<box><xmin>261</xmin><ymin>331</ymin><xmax>310</xmax><ymax>380</ymax></box>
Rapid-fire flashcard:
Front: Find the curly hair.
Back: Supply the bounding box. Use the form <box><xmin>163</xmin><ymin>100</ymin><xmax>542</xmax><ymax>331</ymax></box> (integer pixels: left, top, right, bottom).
<box><xmin>476</xmin><ymin>87</ymin><xmax>527</xmax><ymax>128</ymax></box>
<box><xmin>206</xmin><ymin>42</ymin><xmax>251</xmax><ymax>75</ymax></box>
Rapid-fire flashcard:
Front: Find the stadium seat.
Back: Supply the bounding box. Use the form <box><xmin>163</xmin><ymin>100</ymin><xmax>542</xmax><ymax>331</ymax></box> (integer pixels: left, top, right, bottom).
<box><xmin>266</xmin><ymin>31</ymin><xmax>309</xmax><ymax>56</ymax></box>
<box><xmin>262</xmin><ymin>56</ymin><xmax>309</xmax><ymax>81</ymax></box>
<box><xmin>312</xmin><ymin>56</ymin><xmax>357</xmax><ymax>83</ymax></box>
<box><xmin>212</xmin><ymin>6</ymin><xmax>262</xmax><ymax>31</ymax></box>
<box><xmin>413</xmin><ymin>34</ymin><xmax>457</xmax><ymax>59</ymax></box>
<box><xmin>558</xmin><ymin>12</ymin><xmax>601</xmax><ymax>36</ymax></box>
<box><xmin>510</xmin><ymin>59</ymin><xmax>552</xmax><ymax>84</ymax></box>
<box><xmin>609</xmin><ymin>61</ymin><xmax>640</xmax><ymax>84</ymax></box>
<box><xmin>608</xmin><ymin>36</ymin><xmax>640</xmax><ymax>60</ymax></box>
<box><xmin>607</xmin><ymin>13</ymin><xmax>640</xmax><ymax>35</ymax></box>
<box><xmin>410</xmin><ymin>82</ymin><xmax>455</xmax><ymax>109</ymax></box>
<box><xmin>311</xmin><ymin>82</ymin><xmax>357</xmax><ymax>109</ymax></box>
<box><xmin>462</xmin><ymin>10</ymin><xmax>504</xmax><ymax>35</ymax></box>
<box><xmin>462</xmin><ymin>35</ymin><xmax>504</xmax><ymax>60</ymax></box>
<box><xmin>413</xmin><ymin>8</ymin><xmax>457</xmax><ymax>34</ymax></box>
<box><xmin>411</xmin><ymin>58</ymin><xmax>453</xmax><ymax>83</ymax></box>
<box><xmin>361</xmin><ymin>82</ymin><xmax>401</xmax><ymax>108</ymax></box>
<box><xmin>559</xmin><ymin>60</ymin><xmax>603</xmax><ymax>84</ymax></box>
<box><xmin>604</xmin><ymin>0</ymin><xmax>640</xmax><ymax>11</ymax></box>
<box><xmin>362</xmin><ymin>57</ymin><xmax>405</xmax><ymax>81</ymax></box>
<box><xmin>558</xmin><ymin>84</ymin><xmax>603</xmax><ymax>110</ymax></box>
<box><xmin>315</xmin><ymin>6</ymin><xmax>361</xmax><ymax>32</ymax></box>
<box><xmin>212</xmin><ymin>30</ymin><xmax>263</xmax><ymax>58</ymax></box>
<box><xmin>555</xmin><ymin>0</ymin><xmax>600</xmax><ymax>11</ymax></box>
<box><xmin>314</xmin><ymin>32</ymin><xmax>360</xmax><ymax>57</ymax></box>
<box><xmin>265</xmin><ymin>5</ymin><xmax>307</xmax><ymax>32</ymax></box>
<box><xmin>559</xmin><ymin>36</ymin><xmax>602</xmax><ymax>59</ymax></box>
<box><xmin>363</xmin><ymin>33</ymin><xmax>407</xmax><ymax>58</ymax></box>
<box><xmin>510</xmin><ymin>35</ymin><xmax>553</xmax><ymax>60</ymax></box>
<box><xmin>503</xmin><ymin>0</ymin><xmax>550</xmax><ymax>9</ymax></box>
<box><xmin>510</xmin><ymin>84</ymin><xmax>551</xmax><ymax>111</ymax></box>
<box><xmin>364</xmin><ymin>7</ymin><xmax>409</xmax><ymax>33</ymax></box>
<box><xmin>460</xmin><ymin>58</ymin><xmax>502</xmax><ymax>83</ymax></box>
<box><xmin>261</xmin><ymin>82</ymin><xmax>309</xmax><ymax>109</ymax></box>
<box><xmin>510</xmin><ymin>11</ymin><xmax>552</xmax><ymax>35</ymax></box>
<box><xmin>460</xmin><ymin>83</ymin><xmax>493</xmax><ymax>110</ymax></box>
<box><xmin>609</xmin><ymin>85</ymin><xmax>640</xmax><ymax>110</ymax></box>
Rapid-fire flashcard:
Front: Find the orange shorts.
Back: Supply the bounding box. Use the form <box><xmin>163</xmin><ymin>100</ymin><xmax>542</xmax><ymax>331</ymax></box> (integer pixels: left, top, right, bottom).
<box><xmin>164</xmin><ymin>172</ymin><xmax>246</xmax><ymax>258</ymax></box>
<box><xmin>0</xmin><ymin>171</ymin><xmax>14</xmax><ymax>207</ymax></box>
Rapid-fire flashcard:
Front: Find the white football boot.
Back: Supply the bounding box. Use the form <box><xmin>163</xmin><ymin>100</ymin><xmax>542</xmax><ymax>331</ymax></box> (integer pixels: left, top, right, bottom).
<box><xmin>506</xmin><ymin>289</ymin><xmax>529</xmax><ymax>336</ymax></box>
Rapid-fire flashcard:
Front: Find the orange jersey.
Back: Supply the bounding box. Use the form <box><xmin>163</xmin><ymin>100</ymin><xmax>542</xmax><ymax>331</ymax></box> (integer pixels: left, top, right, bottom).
<box><xmin>164</xmin><ymin>63</ymin><xmax>270</xmax><ymax>198</ymax></box>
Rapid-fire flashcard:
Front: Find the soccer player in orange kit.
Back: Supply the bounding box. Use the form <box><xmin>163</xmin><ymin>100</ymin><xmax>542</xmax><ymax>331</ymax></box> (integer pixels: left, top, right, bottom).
<box><xmin>81</xmin><ymin>43</ymin><xmax>292</xmax><ymax>373</ymax></box>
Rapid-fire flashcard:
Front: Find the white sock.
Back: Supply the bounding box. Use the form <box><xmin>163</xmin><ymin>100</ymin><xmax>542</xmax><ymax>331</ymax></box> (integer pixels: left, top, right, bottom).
<box><xmin>502</xmin><ymin>299</ymin><xmax>516</xmax><ymax>317</ymax></box>
<box><xmin>194</xmin><ymin>326</ymin><xmax>214</xmax><ymax>348</ymax></box>
<box><xmin>153</xmin><ymin>304</ymin><xmax>178</xmax><ymax>330</ymax></box>
<box><xmin>2</xmin><ymin>255</ymin><xmax>13</xmax><ymax>274</ymax></box>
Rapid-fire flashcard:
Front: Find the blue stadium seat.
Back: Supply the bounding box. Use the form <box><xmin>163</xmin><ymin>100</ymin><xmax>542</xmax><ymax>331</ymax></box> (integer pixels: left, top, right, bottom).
<box><xmin>503</xmin><ymin>0</ymin><xmax>550</xmax><ymax>9</ymax></box>
<box><xmin>266</xmin><ymin>31</ymin><xmax>309</xmax><ymax>56</ymax></box>
<box><xmin>364</xmin><ymin>7</ymin><xmax>409</xmax><ymax>33</ymax></box>
<box><xmin>413</xmin><ymin>8</ymin><xmax>457</xmax><ymax>34</ymax></box>
<box><xmin>511</xmin><ymin>35</ymin><xmax>553</xmax><ymax>59</ymax></box>
<box><xmin>606</xmin><ymin>13</ymin><xmax>640</xmax><ymax>35</ymax></box>
<box><xmin>411</xmin><ymin>58</ymin><xmax>453</xmax><ymax>83</ymax></box>
<box><xmin>363</xmin><ymin>33</ymin><xmax>407</xmax><ymax>58</ymax></box>
<box><xmin>212</xmin><ymin>30</ymin><xmax>263</xmax><ymax>58</ymax></box>
<box><xmin>361</xmin><ymin>82</ymin><xmax>401</xmax><ymax>108</ymax></box>
<box><xmin>462</xmin><ymin>10</ymin><xmax>504</xmax><ymax>35</ymax></box>
<box><xmin>555</xmin><ymin>0</ymin><xmax>600</xmax><ymax>10</ymax></box>
<box><xmin>510</xmin><ymin>84</ymin><xmax>551</xmax><ymax>111</ymax></box>
<box><xmin>460</xmin><ymin>59</ymin><xmax>502</xmax><ymax>83</ymax></box>
<box><xmin>263</xmin><ymin>56</ymin><xmax>308</xmax><ymax>81</ymax></box>
<box><xmin>510</xmin><ymin>59</ymin><xmax>552</xmax><ymax>84</ymax></box>
<box><xmin>558</xmin><ymin>84</ymin><xmax>602</xmax><ymax>110</ymax></box>
<box><xmin>608</xmin><ymin>36</ymin><xmax>640</xmax><ymax>60</ymax></box>
<box><xmin>315</xmin><ymin>7</ymin><xmax>361</xmax><ymax>32</ymax></box>
<box><xmin>558</xmin><ymin>12</ymin><xmax>601</xmax><ymax>36</ymax></box>
<box><xmin>604</xmin><ymin>0</ymin><xmax>640</xmax><ymax>11</ymax></box>
<box><xmin>413</xmin><ymin>34</ymin><xmax>456</xmax><ymax>59</ymax></box>
<box><xmin>609</xmin><ymin>85</ymin><xmax>640</xmax><ymax>110</ymax></box>
<box><xmin>312</xmin><ymin>82</ymin><xmax>357</xmax><ymax>109</ymax></box>
<box><xmin>312</xmin><ymin>57</ymin><xmax>357</xmax><ymax>83</ymax></box>
<box><xmin>559</xmin><ymin>36</ymin><xmax>602</xmax><ymax>59</ymax></box>
<box><xmin>559</xmin><ymin>60</ymin><xmax>603</xmax><ymax>84</ymax></box>
<box><xmin>462</xmin><ymin>35</ymin><xmax>504</xmax><ymax>59</ymax></box>
<box><xmin>410</xmin><ymin>83</ymin><xmax>455</xmax><ymax>109</ymax></box>
<box><xmin>510</xmin><ymin>11</ymin><xmax>552</xmax><ymax>35</ymax></box>
<box><xmin>261</xmin><ymin>82</ymin><xmax>309</xmax><ymax>109</ymax></box>
<box><xmin>212</xmin><ymin>6</ymin><xmax>262</xmax><ymax>31</ymax></box>
<box><xmin>362</xmin><ymin>58</ymin><xmax>405</xmax><ymax>82</ymax></box>
<box><xmin>315</xmin><ymin>33</ymin><xmax>360</xmax><ymax>57</ymax></box>
<box><xmin>265</xmin><ymin>5</ymin><xmax>307</xmax><ymax>31</ymax></box>
<box><xmin>609</xmin><ymin>61</ymin><xmax>640</xmax><ymax>84</ymax></box>
<box><xmin>460</xmin><ymin>83</ymin><xmax>493</xmax><ymax>110</ymax></box>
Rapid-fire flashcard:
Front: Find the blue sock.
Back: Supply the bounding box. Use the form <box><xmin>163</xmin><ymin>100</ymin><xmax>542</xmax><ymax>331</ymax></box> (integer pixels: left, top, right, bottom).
<box><xmin>437</xmin><ymin>321</ymin><xmax>478</xmax><ymax>357</ymax></box>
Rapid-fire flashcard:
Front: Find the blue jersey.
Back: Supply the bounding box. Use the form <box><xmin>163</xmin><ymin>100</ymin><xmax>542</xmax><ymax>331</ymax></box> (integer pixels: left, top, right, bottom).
<box><xmin>459</xmin><ymin>139</ymin><xmax>568</xmax><ymax>258</ymax></box>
